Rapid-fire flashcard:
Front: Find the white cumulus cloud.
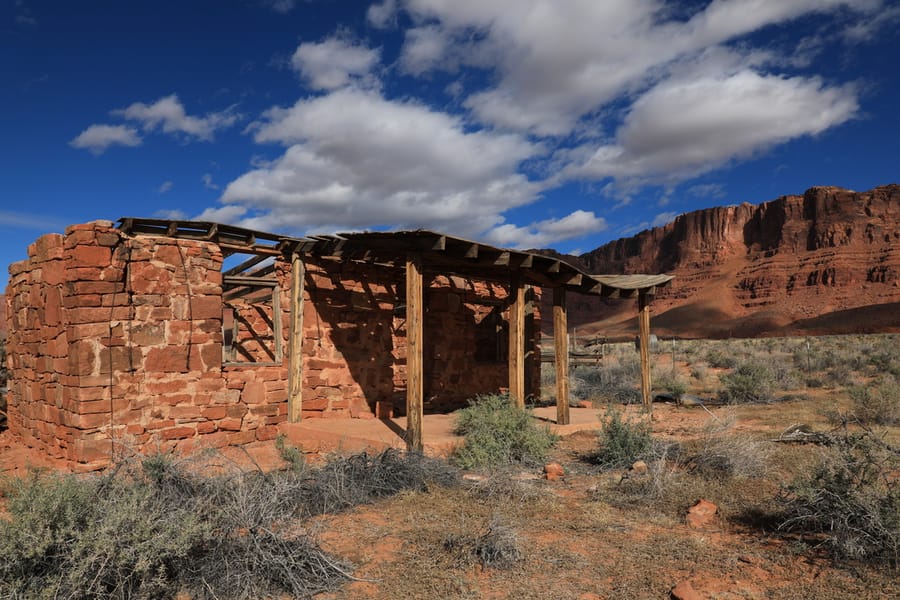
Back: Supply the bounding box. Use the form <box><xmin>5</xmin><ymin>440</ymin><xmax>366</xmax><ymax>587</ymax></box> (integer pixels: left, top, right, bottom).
<box><xmin>484</xmin><ymin>210</ymin><xmax>607</xmax><ymax>249</ymax></box>
<box><xmin>69</xmin><ymin>124</ymin><xmax>142</xmax><ymax>154</ymax></box>
<box><xmin>291</xmin><ymin>38</ymin><xmax>381</xmax><ymax>90</ymax></box>
<box><xmin>570</xmin><ymin>70</ymin><xmax>858</xmax><ymax>182</ymax></box>
<box><xmin>210</xmin><ymin>87</ymin><xmax>548</xmax><ymax>240</ymax></box>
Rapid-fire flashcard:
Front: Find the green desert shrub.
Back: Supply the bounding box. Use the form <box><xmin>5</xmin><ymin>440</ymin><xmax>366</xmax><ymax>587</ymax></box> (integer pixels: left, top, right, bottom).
<box><xmin>705</xmin><ymin>348</ymin><xmax>738</xmax><ymax>370</ymax></box>
<box><xmin>452</xmin><ymin>394</ymin><xmax>558</xmax><ymax>469</ymax></box>
<box><xmin>653</xmin><ymin>373</ymin><xmax>688</xmax><ymax>398</ymax></box>
<box><xmin>778</xmin><ymin>433</ymin><xmax>900</xmax><ymax>566</ymax></box>
<box><xmin>848</xmin><ymin>375</ymin><xmax>900</xmax><ymax>426</ymax></box>
<box><xmin>594</xmin><ymin>409</ymin><xmax>654</xmax><ymax>469</ymax></box>
<box><xmin>718</xmin><ymin>361</ymin><xmax>777</xmax><ymax>404</ymax></box>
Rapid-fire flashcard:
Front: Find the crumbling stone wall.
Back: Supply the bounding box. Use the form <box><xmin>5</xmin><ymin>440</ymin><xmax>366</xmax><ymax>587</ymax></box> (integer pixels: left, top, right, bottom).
<box><xmin>5</xmin><ymin>221</ymin><xmax>540</xmax><ymax>466</ymax></box>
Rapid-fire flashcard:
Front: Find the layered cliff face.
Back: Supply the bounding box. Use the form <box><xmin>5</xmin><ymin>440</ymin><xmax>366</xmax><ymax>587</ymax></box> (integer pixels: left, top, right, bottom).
<box><xmin>560</xmin><ymin>185</ymin><xmax>900</xmax><ymax>339</ymax></box>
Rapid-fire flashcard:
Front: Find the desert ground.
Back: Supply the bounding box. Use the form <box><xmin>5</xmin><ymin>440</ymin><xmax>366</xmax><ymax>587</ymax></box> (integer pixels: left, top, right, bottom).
<box><xmin>1</xmin><ymin>333</ymin><xmax>898</xmax><ymax>599</ymax></box>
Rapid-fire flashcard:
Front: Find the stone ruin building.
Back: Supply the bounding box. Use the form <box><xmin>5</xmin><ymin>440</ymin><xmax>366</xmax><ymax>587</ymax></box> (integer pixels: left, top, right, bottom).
<box><xmin>4</xmin><ymin>218</ymin><xmax>672</xmax><ymax>468</ymax></box>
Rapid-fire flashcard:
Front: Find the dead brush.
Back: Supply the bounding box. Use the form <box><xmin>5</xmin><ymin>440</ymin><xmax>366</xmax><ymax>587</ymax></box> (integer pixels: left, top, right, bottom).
<box><xmin>443</xmin><ymin>514</ymin><xmax>523</xmax><ymax>569</ymax></box>
<box><xmin>464</xmin><ymin>470</ymin><xmax>545</xmax><ymax>504</ymax></box>
<box><xmin>686</xmin><ymin>414</ymin><xmax>772</xmax><ymax>479</ymax></box>
<box><xmin>301</xmin><ymin>448</ymin><xmax>458</xmax><ymax>516</ymax></box>
<box><xmin>778</xmin><ymin>432</ymin><xmax>900</xmax><ymax>566</ymax></box>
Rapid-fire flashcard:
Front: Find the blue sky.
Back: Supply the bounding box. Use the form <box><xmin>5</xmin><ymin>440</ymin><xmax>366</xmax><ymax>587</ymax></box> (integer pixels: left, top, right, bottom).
<box><xmin>3</xmin><ymin>0</ymin><xmax>899</xmax><ymax>286</ymax></box>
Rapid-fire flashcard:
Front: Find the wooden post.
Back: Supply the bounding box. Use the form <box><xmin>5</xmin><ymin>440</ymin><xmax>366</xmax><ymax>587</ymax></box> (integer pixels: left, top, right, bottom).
<box><xmin>287</xmin><ymin>253</ymin><xmax>305</xmax><ymax>422</ymax></box>
<box><xmin>508</xmin><ymin>272</ymin><xmax>526</xmax><ymax>408</ymax></box>
<box><xmin>553</xmin><ymin>287</ymin><xmax>570</xmax><ymax>425</ymax></box>
<box><xmin>406</xmin><ymin>253</ymin><xmax>424</xmax><ymax>452</ymax></box>
<box><xmin>638</xmin><ymin>290</ymin><xmax>652</xmax><ymax>411</ymax></box>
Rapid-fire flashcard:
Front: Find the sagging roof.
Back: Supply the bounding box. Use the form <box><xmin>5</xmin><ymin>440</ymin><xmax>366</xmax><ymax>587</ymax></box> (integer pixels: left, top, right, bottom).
<box><xmin>117</xmin><ymin>217</ymin><xmax>673</xmax><ymax>298</ymax></box>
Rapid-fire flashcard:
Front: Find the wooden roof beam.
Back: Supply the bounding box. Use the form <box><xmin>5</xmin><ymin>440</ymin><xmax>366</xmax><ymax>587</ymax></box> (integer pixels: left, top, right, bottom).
<box><xmin>224</xmin><ymin>254</ymin><xmax>270</xmax><ymax>276</ymax></box>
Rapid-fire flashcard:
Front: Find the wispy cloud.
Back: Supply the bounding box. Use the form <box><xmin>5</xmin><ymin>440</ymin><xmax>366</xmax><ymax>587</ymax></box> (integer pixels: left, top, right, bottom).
<box><xmin>158</xmin><ymin>181</ymin><xmax>174</xmax><ymax>194</ymax></box>
<box><xmin>202</xmin><ymin>174</ymin><xmax>219</xmax><ymax>190</ymax></box>
<box><xmin>114</xmin><ymin>94</ymin><xmax>239</xmax><ymax>142</ymax></box>
<box><xmin>69</xmin><ymin>124</ymin><xmax>142</xmax><ymax>155</ymax></box>
<box><xmin>0</xmin><ymin>210</ymin><xmax>65</xmax><ymax>231</ymax></box>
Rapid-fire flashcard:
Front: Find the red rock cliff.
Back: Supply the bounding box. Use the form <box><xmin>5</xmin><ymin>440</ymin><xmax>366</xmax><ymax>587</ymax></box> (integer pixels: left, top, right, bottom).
<box><xmin>566</xmin><ymin>185</ymin><xmax>900</xmax><ymax>338</ymax></box>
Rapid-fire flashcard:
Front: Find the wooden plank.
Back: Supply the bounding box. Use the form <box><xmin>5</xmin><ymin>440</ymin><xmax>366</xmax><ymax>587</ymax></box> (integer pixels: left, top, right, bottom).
<box><xmin>553</xmin><ymin>287</ymin><xmax>570</xmax><ymax>425</ymax></box>
<box><xmin>273</xmin><ymin>280</ymin><xmax>282</xmax><ymax>362</ymax></box>
<box><xmin>406</xmin><ymin>253</ymin><xmax>424</xmax><ymax>452</ymax></box>
<box><xmin>224</xmin><ymin>254</ymin><xmax>269</xmax><ymax>276</ymax></box>
<box><xmin>508</xmin><ymin>272</ymin><xmax>526</xmax><ymax>408</ymax></box>
<box><xmin>638</xmin><ymin>291</ymin><xmax>652</xmax><ymax>410</ymax></box>
<box><xmin>288</xmin><ymin>254</ymin><xmax>305</xmax><ymax>422</ymax></box>
<box><xmin>222</xmin><ymin>275</ymin><xmax>278</xmax><ymax>287</ymax></box>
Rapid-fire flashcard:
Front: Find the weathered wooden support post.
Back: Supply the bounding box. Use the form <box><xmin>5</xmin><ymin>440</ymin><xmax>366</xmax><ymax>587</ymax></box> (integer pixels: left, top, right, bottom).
<box><xmin>638</xmin><ymin>290</ymin><xmax>652</xmax><ymax>410</ymax></box>
<box><xmin>553</xmin><ymin>287</ymin><xmax>570</xmax><ymax>425</ymax></box>
<box><xmin>287</xmin><ymin>252</ymin><xmax>304</xmax><ymax>423</ymax></box>
<box><xmin>406</xmin><ymin>253</ymin><xmax>424</xmax><ymax>452</ymax></box>
<box><xmin>508</xmin><ymin>272</ymin><xmax>526</xmax><ymax>408</ymax></box>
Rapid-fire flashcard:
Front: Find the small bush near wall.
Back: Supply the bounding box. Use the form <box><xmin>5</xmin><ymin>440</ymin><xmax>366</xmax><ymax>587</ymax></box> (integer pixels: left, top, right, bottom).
<box><xmin>452</xmin><ymin>394</ymin><xmax>558</xmax><ymax>469</ymax></box>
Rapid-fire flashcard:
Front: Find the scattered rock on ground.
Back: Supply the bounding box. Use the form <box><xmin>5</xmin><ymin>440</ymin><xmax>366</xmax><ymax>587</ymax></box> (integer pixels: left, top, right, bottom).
<box><xmin>630</xmin><ymin>460</ymin><xmax>648</xmax><ymax>475</ymax></box>
<box><xmin>686</xmin><ymin>499</ymin><xmax>718</xmax><ymax>529</ymax></box>
<box><xmin>544</xmin><ymin>462</ymin><xmax>565</xmax><ymax>481</ymax></box>
<box><xmin>671</xmin><ymin>580</ymin><xmax>702</xmax><ymax>600</ymax></box>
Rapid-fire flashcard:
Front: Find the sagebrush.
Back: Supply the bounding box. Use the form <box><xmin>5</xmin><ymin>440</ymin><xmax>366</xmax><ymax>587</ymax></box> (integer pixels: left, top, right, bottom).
<box><xmin>778</xmin><ymin>433</ymin><xmax>900</xmax><ymax>566</ymax></box>
<box><xmin>0</xmin><ymin>448</ymin><xmax>456</xmax><ymax>598</ymax></box>
<box><xmin>594</xmin><ymin>409</ymin><xmax>654</xmax><ymax>469</ymax></box>
<box><xmin>453</xmin><ymin>393</ymin><xmax>558</xmax><ymax>469</ymax></box>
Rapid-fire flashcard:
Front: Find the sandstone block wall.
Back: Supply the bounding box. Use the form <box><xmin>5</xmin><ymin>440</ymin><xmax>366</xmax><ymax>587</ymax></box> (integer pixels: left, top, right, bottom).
<box><xmin>6</xmin><ymin>222</ymin><xmax>541</xmax><ymax>466</ymax></box>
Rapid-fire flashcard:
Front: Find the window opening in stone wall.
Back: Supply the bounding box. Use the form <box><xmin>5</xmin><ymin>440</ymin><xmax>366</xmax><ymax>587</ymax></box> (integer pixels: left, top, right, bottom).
<box><xmin>474</xmin><ymin>304</ymin><xmax>507</xmax><ymax>363</ymax></box>
<box><xmin>221</xmin><ymin>253</ymin><xmax>282</xmax><ymax>366</ymax></box>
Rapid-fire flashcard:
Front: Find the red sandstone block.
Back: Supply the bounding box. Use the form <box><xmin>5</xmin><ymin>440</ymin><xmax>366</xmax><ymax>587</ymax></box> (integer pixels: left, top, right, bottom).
<box><xmin>241</xmin><ymin>381</ymin><xmax>266</xmax><ymax>405</ymax></box>
<box><xmin>224</xmin><ymin>404</ymin><xmax>247</xmax><ymax>418</ymax></box>
<box><xmin>249</xmin><ymin>405</ymin><xmax>279</xmax><ymax>417</ymax></box>
<box><xmin>77</xmin><ymin>399</ymin><xmax>115</xmax><ymax>414</ymax></box>
<box><xmin>196</xmin><ymin>421</ymin><xmax>217</xmax><ymax>434</ymax></box>
<box><xmin>74</xmin><ymin>437</ymin><xmax>112</xmax><ymax>464</ymax></box>
<box><xmin>144</xmin><ymin>346</ymin><xmax>190</xmax><ymax>373</ymax></box>
<box><xmin>144</xmin><ymin>380</ymin><xmax>187</xmax><ymax>394</ymax></box>
<box><xmin>95</xmin><ymin>231</ymin><xmax>120</xmax><ymax>247</ymax></box>
<box><xmin>302</xmin><ymin>397</ymin><xmax>328</xmax><ymax>411</ymax></box>
<box><xmin>219</xmin><ymin>417</ymin><xmax>243</xmax><ymax>431</ymax></box>
<box><xmin>189</xmin><ymin>296</ymin><xmax>221</xmax><ymax>320</ymax></box>
<box><xmin>170</xmin><ymin>406</ymin><xmax>202</xmax><ymax>421</ymax></box>
<box><xmin>67</xmin><ymin>306</ymin><xmax>130</xmax><ymax>324</ymax></box>
<box><xmin>67</xmin><ymin>340</ymin><xmax>97</xmax><ymax>376</ymax></box>
<box><xmin>76</xmin><ymin>412</ymin><xmax>112</xmax><ymax>429</ymax></box>
<box><xmin>146</xmin><ymin>419</ymin><xmax>176</xmax><ymax>431</ymax></box>
<box><xmin>125</xmin><ymin>424</ymin><xmax>146</xmax><ymax>435</ymax></box>
<box><xmin>256</xmin><ymin>425</ymin><xmax>279</xmax><ymax>441</ymax></box>
<box><xmin>226</xmin><ymin>431</ymin><xmax>256</xmax><ymax>445</ymax></box>
<box><xmin>62</xmin><ymin>293</ymin><xmax>101</xmax><ymax>310</ymax></box>
<box><xmin>99</xmin><ymin>346</ymin><xmax>141</xmax><ymax>374</ymax></box>
<box><xmin>201</xmin><ymin>406</ymin><xmax>227</xmax><ymax>420</ymax></box>
<box><xmin>161</xmin><ymin>426</ymin><xmax>195</xmax><ymax>441</ymax></box>
<box><xmin>160</xmin><ymin>393</ymin><xmax>193</xmax><ymax>406</ymax></box>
